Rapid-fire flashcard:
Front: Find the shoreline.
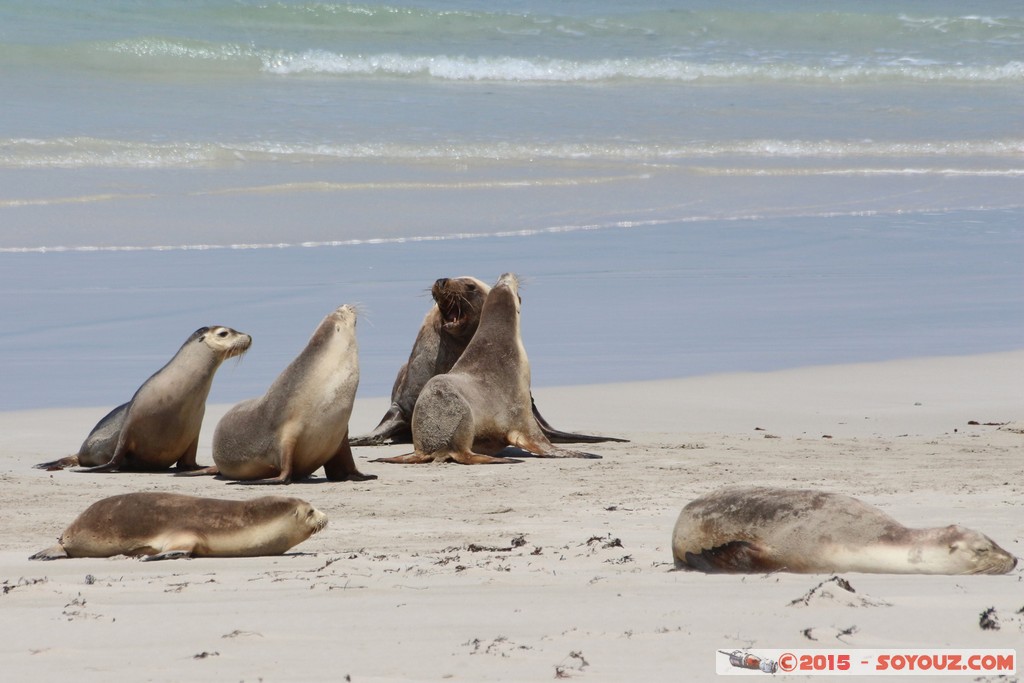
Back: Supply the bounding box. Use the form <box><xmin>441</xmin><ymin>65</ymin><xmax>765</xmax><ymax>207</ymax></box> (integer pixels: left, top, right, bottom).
<box><xmin>4</xmin><ymin>349</ymin><xmax>1020</xmax><ymax>449</ymax></box>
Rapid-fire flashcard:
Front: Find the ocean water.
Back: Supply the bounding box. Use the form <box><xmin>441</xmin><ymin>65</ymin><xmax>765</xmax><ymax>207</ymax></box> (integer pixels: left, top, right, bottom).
<box><xmin>1</xmin><ymin>1</ymin><xmax>1022</xmax><ymax>410</ymax></box>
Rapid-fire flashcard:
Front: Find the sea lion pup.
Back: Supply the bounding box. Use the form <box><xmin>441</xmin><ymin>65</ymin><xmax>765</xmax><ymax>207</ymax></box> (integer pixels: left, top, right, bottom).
<box><xmin>350</xmin><ymin>275</ymin><xmax>624</xmax><ymax>446</ymax></box>
<box><xmin>672</xmin><ymin>486</ymin><xmax>1018</xmax><ymax>575</ymax></box>
<box><xmin>199</xmin><ymin>304</ymin><xmax>376</xmax><ymax>484</ymax></box>
<box><xmin>29</xmin><ymin>492</ymin><xmax>327</xmax><ymax>561</ymax></box>
<box><xmin>34</xmin><ymin>326</ymin><xmax>252</xmax><ymax>473</ymax></box>
<box><xmin>374</xmin><ymin>273</ymin><xmax>600</xmax><ymax>464</ymax></box>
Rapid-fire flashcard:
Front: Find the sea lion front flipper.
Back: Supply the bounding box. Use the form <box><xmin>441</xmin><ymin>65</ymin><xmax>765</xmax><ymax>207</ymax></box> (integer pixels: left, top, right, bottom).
<box><xmin>141</xmin><ymin>550</ymin><xmax>193</xmax><ymax>561</ymax></box>
<box><xmin>682</xmin><ymin>541</ymin><xmax>774</xmax><ymax>574</ymax></box>
<box><xmin>228</xmin><ymin>442</ymin><xmax>294</xmax><ymax>485</ymax></box>
<box><xmin>323</xmin><ymin>433</ymin><xmax>378</xmax><ymax>482</ymax></box>
<box><xmin>531</xmin><ymin>398</ymin><xmax>628</xmax><ymax>444</ymax></box>
<box><xmin>173</xmin><ymin>436</ymin><xmax>202</xmax><ymax>471</ymax></box>
<box><xmin>29</xmin><ymin>545</ymin><xmax>68</xmax><ymax>561</ymax></box>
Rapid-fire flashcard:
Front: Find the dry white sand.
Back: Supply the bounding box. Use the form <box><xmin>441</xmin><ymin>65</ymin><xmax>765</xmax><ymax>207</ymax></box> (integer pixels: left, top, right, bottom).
<box><xmin>1</xmin><ymin>352</ymin><xmax>1021</xmax><ymax>682</ymax></box>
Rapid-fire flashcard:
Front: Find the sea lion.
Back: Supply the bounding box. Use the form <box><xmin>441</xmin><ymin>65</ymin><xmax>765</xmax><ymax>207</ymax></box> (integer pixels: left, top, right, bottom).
<box><xmin>672</xmin><ymin>486</ymin><xmax>1018</xmax><ymax>575</ymax></box>
<box><xmin>34</xmin><ymin>326</ymin><xmax>251</xmax><ymax>472</ymax></box>
<box><xmin>351</xmin><ymin>276</ymin><xmax>488</xmax><ymax>446</ymax></box>
<box><xmin>374</xmin><ymin>273</ymin><xmax>600</xmax><ymax>464</ymax></box>
<box><xmin>350</xmin><ymin>275</ymin><xmax>624</xmax><ymax>446</ymax></box>
<box><xmin>201</xmin><ymin>304</ymin><xmax>376</xmax><ymax>484</ymax></box>
<box><xmin>29</xmin><ymin>492</ymin><xmax>327</xmax><ymax>560</ymax></box>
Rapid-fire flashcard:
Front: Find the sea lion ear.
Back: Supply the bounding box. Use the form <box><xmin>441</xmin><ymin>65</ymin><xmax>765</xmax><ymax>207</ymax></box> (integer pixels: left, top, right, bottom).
<box><xmin>190</xmin><ymin>326</ymin><xmax>212</xmax><ymax>344</ymax></box>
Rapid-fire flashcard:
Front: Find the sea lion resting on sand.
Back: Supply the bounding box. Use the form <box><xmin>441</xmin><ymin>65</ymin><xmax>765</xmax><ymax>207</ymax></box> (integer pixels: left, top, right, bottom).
<box><xmin>35</xmin><ymin>326</ymin><xmax>252</xmax><ymax>473</ymax></box>
<box><xmin>30</xmin><ymin>492</ymin><xmax>326</xmax><ymax>561</ymax></box>
<box><xmin>374</xmin><ymin>273</ymin><xmax>600</xmax><ymax>464</ymax></box>
<box><xmin>196</xmin><ymin>304</ymin><xmax>376</xmax><ymax>484</ymax></box>
<box><xmin>351</xmin><ymin>275</ymin><xmax>624</xmax><ymax>446</ymax></box>
<box><xmin>672</xmin><ymin>485</ymin><xmax>1017</xmax><ymax>575</ymax></box>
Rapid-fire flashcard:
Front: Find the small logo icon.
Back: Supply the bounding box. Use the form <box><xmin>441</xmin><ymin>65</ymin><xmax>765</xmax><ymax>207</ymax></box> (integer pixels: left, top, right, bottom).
<box><xmin>721</xmin><ymin>650</ymin><xmax>778</xmax><ymax>674</ymax></box>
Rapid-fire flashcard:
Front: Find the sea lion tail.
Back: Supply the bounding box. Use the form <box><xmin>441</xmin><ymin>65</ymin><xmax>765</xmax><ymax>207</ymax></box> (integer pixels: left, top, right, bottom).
<box><xmin>33</xmin><ymin>455</ymin><xmax>80</xmax><ymax>471</ymax></box>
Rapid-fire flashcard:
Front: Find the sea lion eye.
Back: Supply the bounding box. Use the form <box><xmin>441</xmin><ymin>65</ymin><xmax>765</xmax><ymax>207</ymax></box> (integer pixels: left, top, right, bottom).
<box><xmin>466</xmin><ymin>283</ymin><xmax>476</xmax><ymax>291</ymax></box>
<box><xmin>217</xmin><ymin>329</ymin><xmax>229</xmax><ymax>337</ymax></box>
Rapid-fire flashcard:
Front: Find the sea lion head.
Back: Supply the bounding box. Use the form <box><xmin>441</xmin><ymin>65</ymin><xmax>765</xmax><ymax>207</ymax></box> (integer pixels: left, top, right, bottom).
<box><xmin>292</xmin><ymin>498</ymin><xmax>329</xmax><ymax>535</ymax></box>
<box><xmin>236</xmin><ymin>496</ymin><xmax>330</xmax><ymax>554</ymax></box>
<box><xmin>431</xmin><ymin>276</ymin><xmax>489</xmax><ymax>338</ymax></box>
<box><xmin>194</xmin><ymin>326</ymin><xmax>252</xmax><ymax>361</ymax></box>
<box><xmin>924</xmin><ymin>525</ymin><xmax>1017</xmax><ymax>575</ymax></box>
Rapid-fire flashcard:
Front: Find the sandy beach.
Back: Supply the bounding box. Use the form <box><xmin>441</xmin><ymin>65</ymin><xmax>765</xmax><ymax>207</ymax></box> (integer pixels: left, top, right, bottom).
<box><xmin>1</xmin><ymin>351</ymin><xmax>1020</xmax><ymax>682</ymax></box>
<box><xmin>4</xmin><ymin>3</ymin><xmax>1023</xmax><ymax>679</ymax></box>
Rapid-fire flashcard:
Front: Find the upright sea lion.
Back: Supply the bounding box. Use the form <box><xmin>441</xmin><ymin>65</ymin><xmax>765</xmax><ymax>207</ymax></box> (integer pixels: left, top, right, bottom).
<box><xmin>672</xmin><ymin>486</ymin><xmax>1018</xmax><ymax>575</ymax></box>
<box><xmin>374</xmin><ymin>273</ymin><xmax>600</xmax><ymax>464</ymax></box>
<box><xmin>34</xmin><ymin>326</ymin><xmax>251</xmax><ymax>472</ymax></box>
<box><xmin>29</xmin><ymin>492</ymin><xmax>327</xmax><ymax>560</ymax></box>
<box><xmin>202</xmin><ymin>304</ymin><xmax>375</xmax><ymax>484</ymax></box>
<box><xmin>350</xmin><ymin>275</ymin><xmax>624</xmax><ymax>446</ymax></box>
<box><xmin>351</xmin><ymin>276</ymin><xmax>488</xmax><ymax>446</ymax></box>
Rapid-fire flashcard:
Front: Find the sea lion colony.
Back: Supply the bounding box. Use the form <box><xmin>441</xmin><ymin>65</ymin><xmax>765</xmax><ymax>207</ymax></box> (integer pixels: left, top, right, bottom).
<box><xmin>28</xmin><ymin>273</ymin><xmax>1017</xmax><ymax>573</ymax></box>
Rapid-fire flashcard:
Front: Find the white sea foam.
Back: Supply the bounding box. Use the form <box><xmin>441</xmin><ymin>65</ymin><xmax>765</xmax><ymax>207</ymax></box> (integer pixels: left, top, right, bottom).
<box><xmin>261</xmin><ymin>52</ymin><xmax>1024</xmax><ymax>83</ymax></box>
<box><xmin>3</xmin><ymin>137</ymin><xmax>1022</xmax><ymax>169</ymax></box>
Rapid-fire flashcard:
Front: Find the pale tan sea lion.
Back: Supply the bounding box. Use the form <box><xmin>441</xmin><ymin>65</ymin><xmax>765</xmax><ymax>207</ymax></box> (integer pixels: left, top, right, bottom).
<box><xmin>199</xmin><ymin>304</ymin><xmax>376</xmax><ymax>484</ymax></box>
<box><xmin>350</xmin><ymin>275</ymin><xmax>625</xmax><ymax>446</ymax></box>
<box><xmin>34</xmin><ymin>326</ymin><xmax>251</xmax><ymax>473</ymax></box>
<box><xmin>672</xmin><ymin>486</ymin><xmax>1018</xmax><ymax>575</ymax></box>
<box><xmin>373</xmin><ymin>273</ymin><xmax>600</xmax><ymax>464</ymax></box>
<box><xmin>29</xmin><ymin>492</ymin><xmax>327</xmax><ymax>561</ymax></box>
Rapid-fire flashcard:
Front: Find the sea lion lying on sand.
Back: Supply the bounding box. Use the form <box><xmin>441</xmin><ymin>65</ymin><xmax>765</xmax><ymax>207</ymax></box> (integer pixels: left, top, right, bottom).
<box><xmin>672</xmin><ymin>486</ymin><xmax>1018</xmax><ymax>575</ymax></box>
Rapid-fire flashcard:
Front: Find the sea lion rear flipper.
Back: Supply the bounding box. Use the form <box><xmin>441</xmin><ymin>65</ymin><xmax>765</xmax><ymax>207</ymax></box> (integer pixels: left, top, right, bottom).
<box><xmin>683</xmin><ymin>541</ymin><xmax>774</xmax><ymax>574</ymax></box>
<box><xmin>451</xmin><ymin>450</ymin><xmax>522</xmax><ymax>465</ymax></box>
<box><xmin>29</xmin><ymin>545</ymin><xmax>68</xmax><ymax>561</ymax></box>
<box><xmin>349</xmin><ymin>405</ymin><xmax>412</xmax><ymax>446</ymax></box>
<box><xmin>74</xmin><ymin>460</ymin><xmax>123</xmax><ymax>473</ymax></box>
<box><xmin>371</xmin><ymin>451</ymin><xmax>436</xmax><ymax>464</ymax></box>
<box><xmin>531</xmin><ymin>398</ymin><xmax>628</xmax><ymax>444</ymax></box>
<box><xmin>33</xmin><ymin>455</ymin><xmax>80</xmax><ymax>471</ymax></box>
<box><xmin>174</xmin><ymin>466</ymin><xmax>219</xmax><ymax>477</ymax></box>
<box><xmin>512</xmin><ymin>436</ymin><xmax>602</xmax><ymax>460</ymax></box>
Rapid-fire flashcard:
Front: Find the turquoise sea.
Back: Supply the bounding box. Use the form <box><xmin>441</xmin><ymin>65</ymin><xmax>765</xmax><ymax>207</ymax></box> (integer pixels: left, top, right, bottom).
<box><xmin>1</xmin><ymin>1</ymin><xmax>1022</xmax><ymax>410</ymax></box>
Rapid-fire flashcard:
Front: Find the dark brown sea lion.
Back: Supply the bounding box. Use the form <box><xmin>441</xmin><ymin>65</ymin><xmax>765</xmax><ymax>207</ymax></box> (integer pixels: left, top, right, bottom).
<box><xmin>373</xmin><ymin>273</ymin><xmax>601</xmax><ymax>464</ymax></box>
<box><xmin>350</xmin><ymin>275</ymin><xmax>624</xmax><ymax>446</ymax></box>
